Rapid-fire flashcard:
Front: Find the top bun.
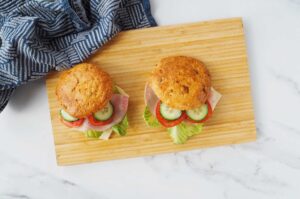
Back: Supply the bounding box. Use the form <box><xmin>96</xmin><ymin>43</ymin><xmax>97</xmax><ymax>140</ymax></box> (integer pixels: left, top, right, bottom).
<box><xmin>149</xmin><ymin>56</ymin><xmax>211</xmax><ymax>110</ymax></box>
<box><xmin>56</xmin><ymin>63</ymin><xmax>113</xmax><ymax>118</ymax></box>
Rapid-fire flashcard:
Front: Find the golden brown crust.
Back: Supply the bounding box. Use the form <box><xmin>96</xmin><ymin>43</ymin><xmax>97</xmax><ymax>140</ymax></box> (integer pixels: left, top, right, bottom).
<box><xmin>149</xmin><ymin>56</ymin><xmax>211</xmax><ymax>110</ymax></box>
<box><xmin>56</xmin><ymin>63</ymin><xmax>113</xmax><ymax>118</ymax></box>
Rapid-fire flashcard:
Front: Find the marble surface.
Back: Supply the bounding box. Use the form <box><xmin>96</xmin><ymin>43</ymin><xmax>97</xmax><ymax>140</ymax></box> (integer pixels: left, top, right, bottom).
<box><xmin>0</xmin><ymin>0</ymin><xmax>300</xmax><ymax>198</ymax></box>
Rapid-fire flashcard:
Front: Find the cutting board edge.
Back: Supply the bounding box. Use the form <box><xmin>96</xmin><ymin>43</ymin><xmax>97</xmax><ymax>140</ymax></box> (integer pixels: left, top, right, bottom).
<box><xmin>119</xmin><ymin>17</ymin><xmax>244</xmax><ymax>34</ymax></box>
<box><xmin>55</xmin><ymin>131</ymin><xmax>256</xmax><ymax>166</ymax></box>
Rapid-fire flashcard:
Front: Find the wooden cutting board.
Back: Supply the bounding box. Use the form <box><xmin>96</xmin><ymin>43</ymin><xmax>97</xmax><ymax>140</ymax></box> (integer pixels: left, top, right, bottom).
<box><xmin>46</xmin><ymin>17</ymin><xmax>256</xmax><ymax>166</ymax></box>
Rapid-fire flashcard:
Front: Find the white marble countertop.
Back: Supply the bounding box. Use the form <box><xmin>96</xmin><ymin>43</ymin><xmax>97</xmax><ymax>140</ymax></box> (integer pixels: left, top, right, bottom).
<box><xmin>1</xmin><ymin>0</ymin><xmax>300</xmax><ymax>198</ymax></box>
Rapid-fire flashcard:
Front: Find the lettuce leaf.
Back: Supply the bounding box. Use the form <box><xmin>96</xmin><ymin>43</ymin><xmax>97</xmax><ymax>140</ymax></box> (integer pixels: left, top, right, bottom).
<box><xmin>167</xmin><ymin>122</ymin><xmax>203</xmax><ymax>144</ymax></box>
<box><xmin>143</xmin><ymin>106</ymin><xmax>161</xmax><ymax>127</ymax></box>
<box><xmin>114</xmin><ymin>85</ymin><xmax>128</xmax><ymax>96</ymax></box>
<box><xmin>113</xmin><ymin>86</ymin><xmax>119</xmax><ymax>94</ymax></box>
<box><xmin>112</xmin><ymin>115</ymin><xmax>128</xmax><ymax>136</ymax></box>
<box><xmin>84</xmin><ymin>130</ymin><xmax>102</xmax><ymax>138</ymax></box>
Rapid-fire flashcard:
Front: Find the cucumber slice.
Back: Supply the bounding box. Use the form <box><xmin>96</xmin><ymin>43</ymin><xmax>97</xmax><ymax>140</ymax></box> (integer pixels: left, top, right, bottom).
<box><xmin>186</xmin><ymin>104</ymin><xmax>208</xmax><ymax>121</ymax></box>
<box><xmin>160</xmin><ymin>102</ymin><xmax>182</xmax><ymax>120</ymax></box>
<box><xmin>60</xmin><ymin>109</ymin><xmax>78</xmax><ymax>122</ymax></box>
<box><xmin>93</xmin><ymin>102</ymin><xmax>114</xmax><ymax>121</ymax></box>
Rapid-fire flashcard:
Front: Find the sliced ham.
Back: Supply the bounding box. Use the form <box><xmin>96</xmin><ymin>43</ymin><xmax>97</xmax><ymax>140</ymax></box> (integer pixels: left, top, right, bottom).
<box><xmin>208</xmin><ymin>87</ymin><xmax>222</xmax><ymax>111</ymax></box>
<box><xmin>144</xmin><ymin>83</ymin><xmax>159</xmax><ymax>116</ymax></box>
<box><xmin>77</xmin><ymin>94</ymin><xmax>129</xmax><ymax>132</ymax></box>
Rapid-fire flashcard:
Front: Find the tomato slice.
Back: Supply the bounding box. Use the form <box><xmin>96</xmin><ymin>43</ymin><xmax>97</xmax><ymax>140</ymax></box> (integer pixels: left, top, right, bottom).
<box><xmin>186</xmin><ymin>101</ymin><xmax>213</xmax><ymax>123</ymax></box>
<box><xmin>155</xmin><ymin>101</ymin><xmax>187</xmax><ymax>128</ymax></box>
<box><xmin>60</xmin><ymin>117</ymin><xmax>85</xmax><ymax>128</ymax></box>
<box><xmin>87</xmin><ymin>114</ymin><xmax>114</xmax><ymax>126</ymax></box>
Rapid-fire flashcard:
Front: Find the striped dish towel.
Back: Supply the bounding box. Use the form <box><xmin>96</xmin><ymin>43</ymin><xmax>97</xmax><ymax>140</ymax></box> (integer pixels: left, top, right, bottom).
<box><xmin>0</xmin><ymin>0</ymin><xmax>156</xmax><ymax>113</ymax></box>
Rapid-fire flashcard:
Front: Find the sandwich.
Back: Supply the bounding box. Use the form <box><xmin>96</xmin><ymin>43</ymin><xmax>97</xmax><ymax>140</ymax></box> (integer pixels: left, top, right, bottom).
<box><xmin>56</xmin><ymin>63</ymin><xmax>129</xmax><ymax>140</ymax></box>
<box><xmin>144</xmin><ymin>56</ymin><xmax>222</xmax><ymax>144</ymax></box>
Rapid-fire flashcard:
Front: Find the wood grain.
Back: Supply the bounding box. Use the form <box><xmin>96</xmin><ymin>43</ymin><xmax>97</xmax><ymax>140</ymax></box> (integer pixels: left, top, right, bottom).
<box><xmin>46</xmin><ymin>18</ymin><xmax>256</xmax><ymax>166</ymax></box>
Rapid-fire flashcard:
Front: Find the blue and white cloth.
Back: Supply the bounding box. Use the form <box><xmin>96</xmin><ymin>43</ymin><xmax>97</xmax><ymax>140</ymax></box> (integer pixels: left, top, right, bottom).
<box><xmin>0</xmin><ymin>0</ymin><xmax>156</xmax><ymax>112</ymax></box>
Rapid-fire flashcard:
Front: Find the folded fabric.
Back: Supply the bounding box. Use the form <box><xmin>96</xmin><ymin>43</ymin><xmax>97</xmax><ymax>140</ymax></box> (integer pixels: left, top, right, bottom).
<box><xmin>0</xmin><ymin>0</ymin><xmax>156</xmax><ymax>113</ymax></box>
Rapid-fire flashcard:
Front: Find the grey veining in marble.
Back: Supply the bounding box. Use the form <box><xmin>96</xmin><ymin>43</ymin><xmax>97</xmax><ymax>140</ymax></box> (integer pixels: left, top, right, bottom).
<box><xmin>0</xmin><ymin>153</ymin><xmax>102</xmax><ymax>199</ymax></box>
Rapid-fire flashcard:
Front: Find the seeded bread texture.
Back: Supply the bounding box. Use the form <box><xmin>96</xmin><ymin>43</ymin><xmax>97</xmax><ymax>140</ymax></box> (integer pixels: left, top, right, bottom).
<box><xmin>56</xmin><ymin>63</ymin><xmax>113</xmax><ymax>118</ymax></box>
<box><xmin>149</xmin><ymin>56</ymin><xmax>211</xmax><ymax>110</ymax></box>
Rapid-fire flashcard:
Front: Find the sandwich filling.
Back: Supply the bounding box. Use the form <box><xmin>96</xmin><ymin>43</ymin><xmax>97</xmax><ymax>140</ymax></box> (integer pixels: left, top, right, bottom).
<box><xmin>144</xmin><ymin>83</ymin><xmax>221</xmax><ymax>144</ymax></box>
<box><xmin>59</xmin><ymin>86</ymin><xmax>129</xmax><ymax>140</ymax></box>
